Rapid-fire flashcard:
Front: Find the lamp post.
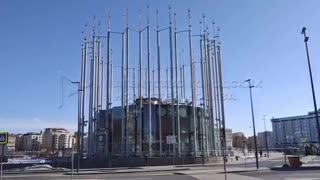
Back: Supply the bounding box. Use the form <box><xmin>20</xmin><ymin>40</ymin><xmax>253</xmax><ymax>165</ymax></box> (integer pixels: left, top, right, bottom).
<box><xmin>301</xmin><ymin>27</ymin><xmax>320</xmax><ymax>150</ymax></box>
<box><xmin>244</xmin><ymin>79</ymin><xmax>259</xmax><ymax>169</ymax></box>
<box><xmin>263</xmin><ymin>115</ymin><xmax>269</xmax><ymax>158</ymax></box>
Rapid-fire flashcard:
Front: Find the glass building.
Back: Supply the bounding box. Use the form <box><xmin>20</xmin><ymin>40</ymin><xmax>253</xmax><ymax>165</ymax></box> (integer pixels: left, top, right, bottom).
<box><xmin>93</xmin><ymin>99</ymin><xmax>219</xmax><ymax>158</ymax></box>
<box><xmin>271</xmin><ymin>111</ymin><xmax>320</xmax><ymax>149</ymax></box>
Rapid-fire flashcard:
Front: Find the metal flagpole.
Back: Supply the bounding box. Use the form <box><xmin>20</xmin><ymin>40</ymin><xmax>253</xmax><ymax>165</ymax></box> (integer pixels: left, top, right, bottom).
<box><xmin>188</xmin><ymin>9</ymin><xmax>197</xmax><ymax>157</ymax></box>
<box><xmin>138</xmin><ymin>13</ymin><xmax>143</xmax><ymax>156</ymax></box>
<box><xmin>106</xmin><ymin>11</ymin><xmax>111</xmax><ymax>166</ymax></box>
<box><xmin>199</xmin><ymin>20</ymin><xmax>206</xmax><ymax>164</ymax></box>
<box><xmin>147</xmin><ymin>5</ymin><xmax>152</xmax><ymax>157</ymax></box>
<box><xmin>205</xmin><ymin>26</ymin><xmax>215</xmax><ymax>155</ymax></box>
<box><xmin>156</xmin><ymin>10</ymin><xmax>163</xmax><ymax>156</ymax></box>
<box><xmin>166</xmin><ymin>67</ymin><xmax>169</xmax><ymax>100</ymax></box>
<box><xmin>152</xmin><ymin>69</ymin><xmax>155</xmax><ymax>97</ymax></box>
<box><xmin>169</xmin><ymin>6</ymin><xmax>176</xmax><ymax>164</ymax></box>
<box><xmin>95</xmin><ymin>23</ymin><xmax>101</xmax><ymax>153</ymax></box>
<box><xmin>217</xmin><ymin>37</ymin><xmax>228</xmax><ymax>180</ymax></box>
<box><xmin>110</xmin><ymin>48</ymin><xmax>114</xmax><ymax>160</ymax></box>
<box><xmin>180</xmin><ymin>66</ymin><xmax>183</xmax><ymax>99</ymax></box>
<box><xmin>202</xmin><ymin>21</ymin><xmax>209</xmax><ymax>156</ymax></box>
<box><xmin>173</xmin><ymin>12</ymin><xmax>181</xmax><ymax>157</ymax></box>
<box><xmin>211</xmin><ymin>21</ymin><xmax>219</xmax><ymax>155</ymax></box>
<box><xmin>213</xmin><ymin>26</ymin><xmax>221</xmax><ymax>156</ymax></box>
<box><xmin>125</xmin><ymin>9</ymin><xmax>130</xmax><ymax>156</ymax></box>
<box><xmin>80</xmin><ymin>27</ymin><xmax>87</xmax><ymax>160</ymax></box>
<box><xmin>121</xmin><ymin>28</ymin><xmax>125</xmax><ymax>155</ymax></box>
<box><xmin>88</xmin><ymin>20</ymin><xmax>96</xmax><ymax>156</ymax></box>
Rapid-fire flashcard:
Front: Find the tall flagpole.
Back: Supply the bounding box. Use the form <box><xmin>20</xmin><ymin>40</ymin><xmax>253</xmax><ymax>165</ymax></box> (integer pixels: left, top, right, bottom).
<box><xmin>199</xmin><ymin>20</ymin><xmax>206</xmax><ymax>164</ymax></box>
<box><xmin>169</xmin><ymin>6</ymin><xmax>176</xmax><ymax>164</ymax></box>
<box><xmin>138</xmin><ymin>9</ymin><xmax>143</xmax><ymax>157</ymax></box>
<box><xmin>147</xmin><ymin>5</ymin><xmax>152</xmax><ymax>157</ymax></box>
<box><xmin>106</xmin><ymin>11</ymin><xmax>111</xmax><ymax>166</ymax></box>
<box><xmin>188</xmin><ymin>9</ymin><xmax>197</xmax><ymax>156</ymax></box>
<box><xmin>88</xmin><ymin>17</ymin><xmax>96</xmax><ymax>156</ymax></box>
<box><xmin>156</xmin><ymin>10</ymin><xmax>163</xmax><ymax>156</ymax></box>
<box><xmin>173</xmin><ymin>12</ymin><xmax>181</xmax><ymax>157</ymax></box>
<box><xmin>121</xmin><ymin>20</ymin><xmax>125</xmax><ymax>155</ymax></box>
<box><xmin>125</xmin><ymin>9</ymin><xmax>130</xmax><ymax>156</ymax></box>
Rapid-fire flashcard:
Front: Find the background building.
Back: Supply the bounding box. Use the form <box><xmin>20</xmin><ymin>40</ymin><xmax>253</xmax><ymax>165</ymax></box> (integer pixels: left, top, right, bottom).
<box><xmin>23</xmin><ymin>132</ymin><xmax>42</xmax><ymax>151</ymax></box>
<box><xmin>232</xmin><ymin>132</ymin><xmax>246</xmax><ymax>149</ymax></box>
<box><xmin>258</xmin><ymin>131</ymin><xmax>273</xmax><ymax>150</ymax></box>
<box><xmin>247</xmin><ymin>136</ymin><xmax>258</xmax><ymax>151</ymax></box>
<box><xmin>7</xmin><ymin>135</ymin><xmax>16</xmax><ymax>152</ymax></box>
<box><xmin>42</xmin><ymin>128</ymin><xmax>72</xmax><ymax>153</ymax></box>
<box><xmin>225</xmin><ymin>128</ymin><xmax>233</xmax><ymax>150</ymax></box>
<box><xmin>14</xmin><ymin>134</ymin><xmax>24</xmax><ymax>151</ymax></box>
<box><xmin>271</xmin><ymin>111</ymin><xmax>320</xmax><ymax>150</ymax></box>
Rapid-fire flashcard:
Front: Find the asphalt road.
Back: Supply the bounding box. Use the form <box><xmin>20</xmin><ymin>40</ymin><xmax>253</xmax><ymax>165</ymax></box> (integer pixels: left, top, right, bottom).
<box><xmin>236</xmin><ymin>169</ymin><xmax>320</xmax><ymax>180</ymax></box>
<box><xmin>2</xmin><ymin>171</ymin><xmax>196</xmax><ymax>180</ymax></box>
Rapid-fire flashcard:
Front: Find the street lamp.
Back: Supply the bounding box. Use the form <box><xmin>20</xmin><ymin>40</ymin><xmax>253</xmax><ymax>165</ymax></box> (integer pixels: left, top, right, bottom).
<box><xmin>263</xmin><ymin>115</ymin><xmax>269</xmax><ymax>158</ymax></box>
<box><xmin>244</xmin><ymin>79</ymin><xmax>259</xmax><ymax>169</ymax></box>
<box><xmin>301</xmin><ymin>27</ymin><xmax>320</xmax><ymax>151</ymax></box>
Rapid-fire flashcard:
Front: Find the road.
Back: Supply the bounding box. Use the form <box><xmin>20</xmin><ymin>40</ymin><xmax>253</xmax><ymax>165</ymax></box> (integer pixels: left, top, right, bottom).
<box><xmin>228</xmin><ymin>157</ymin><xmax>285</xmax><ymax>168</ymax></box>
<box><xmin>236</xmin><ymin>169</ymin><xmax>320</xmax><ymax>180</ymax></box>
<box><xmin>2</xmin><ymin>171</ymin><xmax>196</xmax><ymax>180</ymax></box>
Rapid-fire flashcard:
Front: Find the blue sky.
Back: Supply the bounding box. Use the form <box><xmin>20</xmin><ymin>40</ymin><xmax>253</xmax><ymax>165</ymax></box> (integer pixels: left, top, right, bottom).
<box><xmin>1</xmin><ymin>0</ymin><xmax>320</xmax><ymax>136</ymax></box>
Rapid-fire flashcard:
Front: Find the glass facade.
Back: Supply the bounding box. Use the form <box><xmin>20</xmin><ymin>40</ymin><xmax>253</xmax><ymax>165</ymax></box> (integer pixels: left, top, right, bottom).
<box><xmin>95</xmin><ymin>102</ymin><xmax>218</xmax><ymax>157</ymax></box>
<box><xmin>271</xmin><ymin>111</ymin><xmax>320</xmax><ymax>149</ymax></box>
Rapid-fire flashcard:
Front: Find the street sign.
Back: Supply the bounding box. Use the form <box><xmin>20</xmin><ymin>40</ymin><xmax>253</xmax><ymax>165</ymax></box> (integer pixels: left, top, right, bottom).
<box><xmin>301</xmin><ymin>138</ymin><xmax>308</xmax><ymax>143</ymax></box>
<box><xmin>0</xmin><ymin>132</ymin><xmax>8</xmax><ymax>145</ymax></box>
<box><xmin>166</xmin><ymin>135</ymin><xmax>176</xmax><ymax>144</ymax></box>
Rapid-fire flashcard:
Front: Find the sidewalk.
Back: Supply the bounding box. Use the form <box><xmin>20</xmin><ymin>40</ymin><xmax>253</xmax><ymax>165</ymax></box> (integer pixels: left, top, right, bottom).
<box><xmin>174</xmin><ymin>167</ymin><xmax>268</xmax><ymax>180</ymax></box>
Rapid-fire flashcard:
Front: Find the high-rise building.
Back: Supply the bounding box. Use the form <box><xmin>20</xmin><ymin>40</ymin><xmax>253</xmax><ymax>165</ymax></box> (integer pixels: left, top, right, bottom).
<box><xmin>271</xmin><ymin>111</ymin><xmax>320</xmax><ymax>149</ymax></box>
<box><xmin>258</xmin><ymin>131</ymin><xmax>273</xmax><ymax>150</ymax></box>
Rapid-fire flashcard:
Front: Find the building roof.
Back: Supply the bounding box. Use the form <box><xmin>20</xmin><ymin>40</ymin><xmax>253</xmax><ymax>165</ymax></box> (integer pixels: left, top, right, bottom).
<box><xmin>271</xmin><ymin>110</ymin><xmax>320</xmax><ymax>122</ymax></box>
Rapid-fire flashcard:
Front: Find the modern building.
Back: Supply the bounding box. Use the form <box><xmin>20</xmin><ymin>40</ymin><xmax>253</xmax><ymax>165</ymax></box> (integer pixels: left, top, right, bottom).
<box><xmin>271</xmin><ymin>111</ymin><xmax>320</xmax><ymax>150</ymax></box>
<box><xmin>91</xmin><ymin>98</ymin><xmax>219</xmax><ymax>158</ymax></box>
<box><xmin>58</xmin><ymin>134</ymin><xmax>74</xmax><ymax>150</ymax></box>
<box><xmin>258</xmin><ymin>131</ymin><xmax>273</xmax><ymax>150</ymax></box>
<box><xmin>42</xmin><ymin>128</ymin><xmax>71</xmax><ymax>152</ymax></box>
<box><xmin>7</xmin><ymin>135</ymin><xmax>16</xmax><ymax>152</ymax></box>
<box><xmin>232</xmin><ymin>132</ymin><xmax>246</xmax><ymax>149</ymax></box>
<box><xmin>23</xmin><ymin>132</ymin><xmax>42</xmax><ymax>151</ymax></box>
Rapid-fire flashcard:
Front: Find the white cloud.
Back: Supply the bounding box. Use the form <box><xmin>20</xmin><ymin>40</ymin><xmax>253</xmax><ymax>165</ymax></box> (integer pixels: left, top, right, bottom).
<box><xmin>0</xmin><ymin>117</ymin><xmax>77</xmax><ymax>134</ymax></box>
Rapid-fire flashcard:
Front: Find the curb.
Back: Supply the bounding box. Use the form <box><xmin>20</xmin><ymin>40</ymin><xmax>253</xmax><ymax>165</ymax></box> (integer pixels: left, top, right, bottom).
<box><xmin>3</xmin><ymin>170</ymin><xmax>68</xmax><ymax>175</ymax></box>
<box><xmin>65</xmin><ymin>168</ymin><xmax>190</xmax><ymax>175</ymax></box>
<box><xmin>270</xmin><ymin>166</ymin><xmax>320</xmax><ymax>171</ymax></box>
